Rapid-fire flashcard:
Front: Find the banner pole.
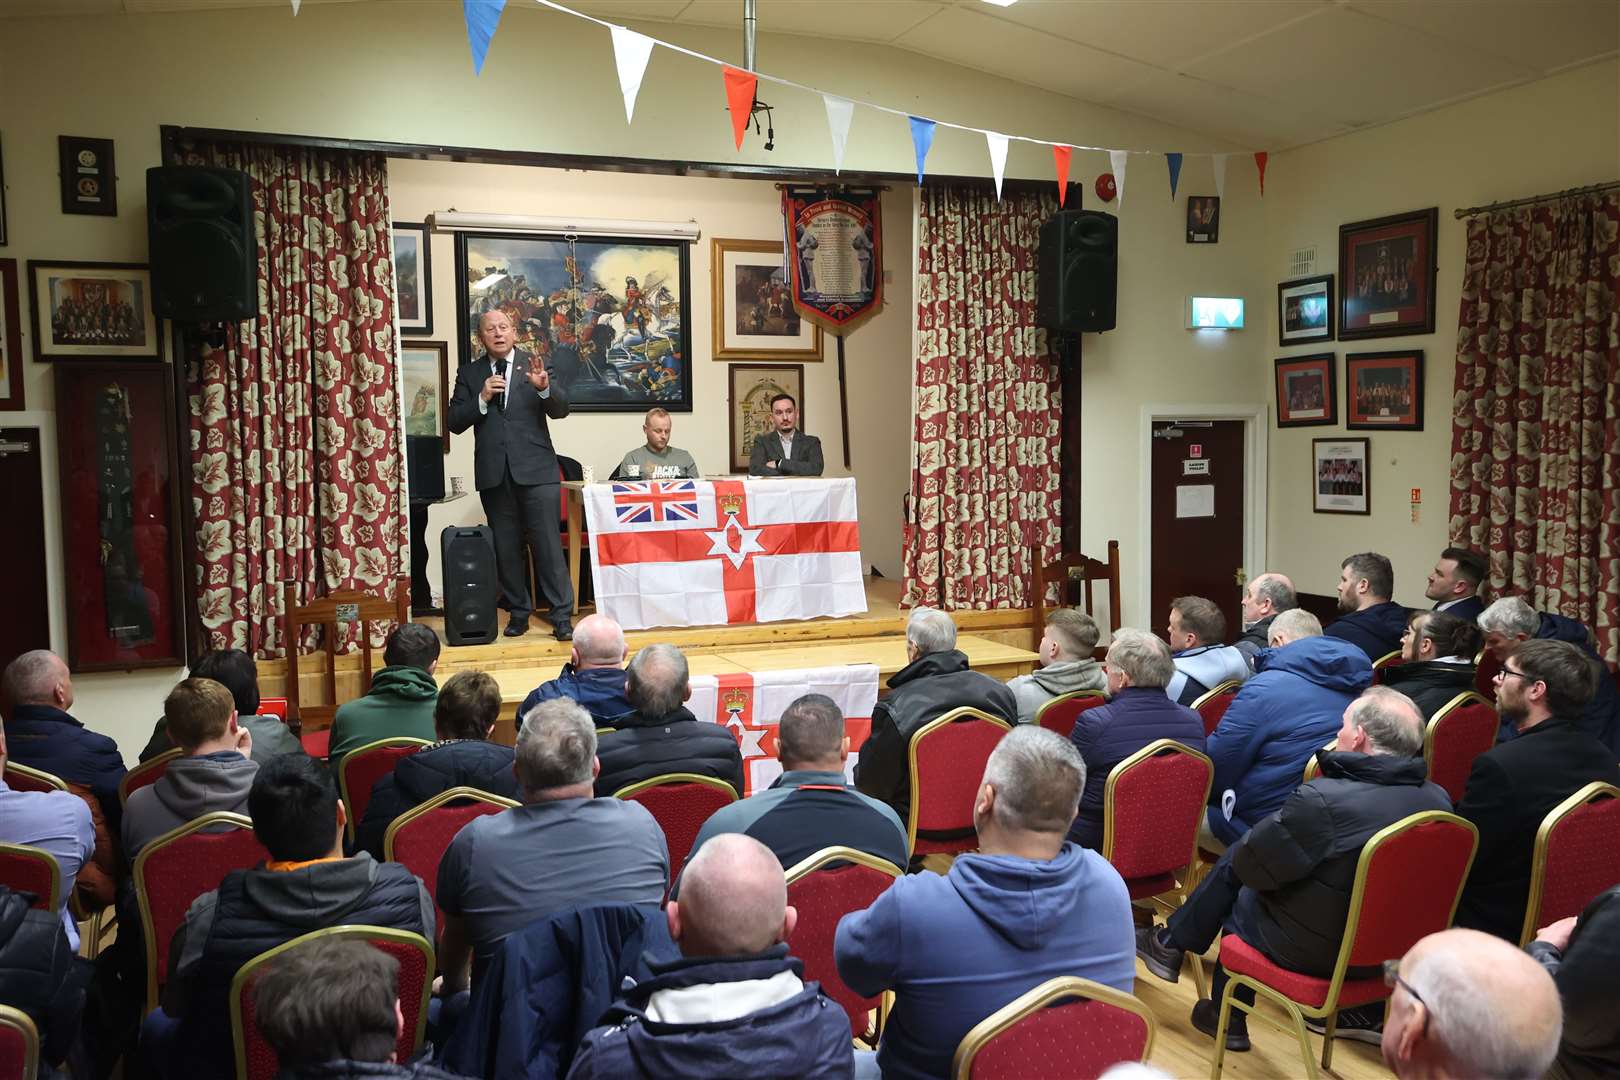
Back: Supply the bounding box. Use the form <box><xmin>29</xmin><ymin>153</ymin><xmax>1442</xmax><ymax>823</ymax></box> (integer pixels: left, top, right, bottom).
<box><xmin>837</xmin><ymin>333</ymin><xmax>851</xmax><ymax>469</ymax></box>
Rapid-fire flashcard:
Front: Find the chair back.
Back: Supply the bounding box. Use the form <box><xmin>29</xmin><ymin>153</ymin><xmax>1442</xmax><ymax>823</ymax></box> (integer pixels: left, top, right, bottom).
<box><xmin>1301</xmin><ymin>738</ymin><xmax>1338</xmax><ymax>783</ymax></box>
<box><xmin>1369</xmin><ymin>650</ymin><xmax>1405</xmax><ymax>683</ymax></box>
<box><xmin>0</xmin><ymin>1004</ymin><xmax>39</xmax><ymax>1080</ymax></box>
<box><xmin>1191</xmin><ymin>681</ymin><xmax>1242</xmax><ymax>737</ymax></box>
<box><xmin>952</xmin><ymin>976</ymin><xmax>1155</xmax><ymax>1080</ymax></box>
<box><xmin>258</xmin><ymin>697</ymin><xmax>288</xmax><ymax>720</ymax></box>
<box><xmin>1520</xmin><ymin>781</ymin><xmax>1620</xmax><ymax>945</ymax></box>
<box><xmin>2</xmin><ymin>762</ymin><xmax>68</xmax><ymax>794</ymax></box>
<box><xmin>1102</xmin><ymin>741</ymin><xmax>1213</xmax><ymax>893</ymax></box>
<box><xmin>230</xmin><ymin>925</ymin><xmax>433</xmax><ymax>1080</ymax></box>
<box><xmin>134</xmin><ymin>812</ymin><xmax>267</xmax><ymax>1013</ymax></box>
<box><xmin>1423</xmin><ymin>692</ymin><xmax>1499</xmax><ymax>803</ymax></box>
<box><xmin>1473</xmin><ymin>646</ymin><xmax>1500</xmax><ymax>700</ymax></box>
<box><xmin>1034</xmin><ymin>692</ymin><xmax>1107</xmax><ymax>740</ymax></box>
<box><xmin>613</xmin><ymin>773</ymin><xmax>739</xmax><ymax>874</ymax></box>
<box><xmin>0</xmin><ymin>843</ymin><xmax>61</xmax><ymax>913</ymax></box>
<box><xmin>384</xmin><ymin>787</ymin><xmax>518</xmax><ymax>933</ymax></box>
<box><xmin>282</xmin><ymin>577</ymin><xmax>410</xmax><ymax>736</ymax></box>
<box><xmin>784</xmin><ymin>847</ymin><xmax>903</xmax><ymax>1038</ymax></box>
<box><xmin>908</xmin><ymin>708</ymin><xmax>1013</xmax><ymax>855</ymax></box>
<box><xmin>120</xmin><ymin>747</ymin><xmax>183</xmax><ymax>806</ymax></box>
<box><xmin>1031</xmin><ymin>540</ymin><xmax>1122</xmax><ymax>651</ymax></box>
<box><xmin>338</xmin><ymin>738</ymin><xmax>431</xmax><ymax>846</ymax></box>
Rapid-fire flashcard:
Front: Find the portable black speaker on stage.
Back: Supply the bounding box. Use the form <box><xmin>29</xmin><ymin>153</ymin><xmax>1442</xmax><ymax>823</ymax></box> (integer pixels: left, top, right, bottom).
<box><xmin>1037</xmin><ymin>209</ymin><xmax>1117</xmax><ymax>333</ymax></box>
<box><xmin>405</xmin><ymin>436</ymin><xmax>444</xmax><ymax>501</ymax></box>
<box><xmin>147</xmin><ymin>165</ymin><xmax>257</xmax><ymax>322</ymax></box>
<box><xmin>441</xmin><ymin>526</ymin><xmax>497</xmax><ymax>646</ymax></box>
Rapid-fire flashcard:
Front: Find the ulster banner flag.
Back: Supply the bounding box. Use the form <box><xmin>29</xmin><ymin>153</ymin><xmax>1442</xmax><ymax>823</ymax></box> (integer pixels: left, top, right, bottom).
<box><xmin>585</xmin><ymin>477</ymin><xmax>868</xmax><ymax>630</ymax></box>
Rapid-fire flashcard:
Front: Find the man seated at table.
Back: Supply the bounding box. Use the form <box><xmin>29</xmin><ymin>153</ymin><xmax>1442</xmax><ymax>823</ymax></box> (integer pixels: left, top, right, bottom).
<box><xmin>749</xmin><ymin>393</ymin><xmax>823</xmax><ymax>477</ymax></box>
<box><xmin>616</xmin><ymin>407</ymin><xmax>698</xmax><ymax>480</ymax></box>
<box><xmin>518</xmin><ymin>613</ymin><xmax>634</xmax><ymax>728</ymax></box>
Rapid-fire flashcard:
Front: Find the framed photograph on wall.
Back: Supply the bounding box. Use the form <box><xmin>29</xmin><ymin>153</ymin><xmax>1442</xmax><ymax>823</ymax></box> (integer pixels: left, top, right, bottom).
<box><xmin>729</xmin><ymin>363</ymin><xmax>804</xmax><ymax>473</ymax></box>
<box><xmin>1346</xmin><ymin>350</ymin><xmax>1424</xmax><ymax>431</ymax></box>
<box><xmin>1277</xmin><ymin>274</ymin><xmax>1334</xmax><ymax>345</ymax></box>
<box><xmin>1274</xmin><ymin>353</ymin><xmax>1335</xmax><ymax>427</ymax></box>
<box><xmin>710</xmin><ymin>237</ymin><xmax>823</xmax><ymax>360</ymax></box>
<box><xmin>456</xmin><ymin>231</ymin><xmax>692</xmax><ymax>412</ymax></box>
<box><xmin>0</xmin><ymin>259</ymin><xmax>23</xmax><ymax>410</ymax></box>
<box><xmin>401</xmin><ymin>340</ymin><xmax>449</xmax><ymax>452</ymax></box>
<box><xmin>1186</xmin><ymin>196</ymin><xmax>1220</xmax><ymax>243</ymax></box>
<box><xmin>53</xmin><ymin>361</ymin><xmax>185</xmax><ymax>671</ymax></box>
<box><xmin>1313</xmin><ymin>437</ymin><xmax>1370</xmax><ymax>515</ymax></box>
<box><xmin>28</xmin><ymin>260</ymin><xmax>159</xmax><ymax>361</ymax></box>
<box><xmin>1338</xmin><ymin>207</ymin><xmax>1437</xmax><ymax>340</ymax></box>
<box><xmin>393</xmin><ymin>222</ymin><xmax>433</xmax><ymax>335</ymax></box>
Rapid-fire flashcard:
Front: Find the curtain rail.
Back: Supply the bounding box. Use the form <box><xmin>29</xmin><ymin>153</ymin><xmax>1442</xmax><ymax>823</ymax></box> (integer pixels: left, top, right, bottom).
<box><xmin>1454</xmin><ymin>180</ymin><xmax>1620</xmax><ymax>219</ymax></box>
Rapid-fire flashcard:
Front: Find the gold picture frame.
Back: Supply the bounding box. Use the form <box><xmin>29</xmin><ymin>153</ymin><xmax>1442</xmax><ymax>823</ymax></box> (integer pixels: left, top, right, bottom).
<box><xmin>728</xmin><ymin>363</ymin><xmax>804</xmax><ymax>473</ymax></box>
<box><xmin>711</xmin><ymin>238</ymin><xmax>822</xmax><ymax>361</ymax></box>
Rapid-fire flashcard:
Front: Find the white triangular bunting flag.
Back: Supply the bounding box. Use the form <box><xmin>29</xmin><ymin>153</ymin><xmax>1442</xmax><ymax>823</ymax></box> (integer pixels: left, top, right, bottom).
<box><xmin>1109</xmin><ymin>149</ymin><xmax>1128</xmax><ymax>207</ymax></box>
<box><xmin>1212</xmin><ymin>153</ymin><xmax>1228</xmax><ymax>199</ymax></box>
<box><xmin>985</xmin><ymin>131</ymin><xmax>1009</xmax><ymax>200</ymax></box>
<box><xmin>609</xmin><ymin>25</ymin><xmax>656</xmax><ymax>125</ymax></box>
<box><xmin>290</xmin><ymin>0</ymin><xmax>300</xmax><ymax>12</ymax></box>
<box><xmin>823</xmin><ymin>95</ymin><xmax>854</xmax><ymax>174</ymax></box>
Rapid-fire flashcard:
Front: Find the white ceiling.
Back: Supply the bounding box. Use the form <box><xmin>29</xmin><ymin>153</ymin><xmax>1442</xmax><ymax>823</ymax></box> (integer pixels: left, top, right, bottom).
<box><xmin>2</xmin><ymin>0</ymin><xmax>1615</xmax><ymax>150</ymax></box>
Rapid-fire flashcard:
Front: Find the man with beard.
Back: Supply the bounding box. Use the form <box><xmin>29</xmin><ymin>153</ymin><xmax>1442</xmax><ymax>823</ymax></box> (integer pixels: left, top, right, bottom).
<box><xmin>1325</xmin><ymin>552</ymin><xmax>1407</xmax><ymax>660</ymax></box>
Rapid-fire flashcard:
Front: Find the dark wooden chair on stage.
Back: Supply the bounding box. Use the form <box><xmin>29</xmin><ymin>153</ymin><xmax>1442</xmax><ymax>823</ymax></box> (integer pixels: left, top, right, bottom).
<box><xmin>282</xmin><ymin>578</ymin><xmax>410</xmax><ymax>741</ymax></box>
<box><xmin>1031</xmin><ymin>541</ymin><xmax>1122</xmax><ymax>658</ymax></box>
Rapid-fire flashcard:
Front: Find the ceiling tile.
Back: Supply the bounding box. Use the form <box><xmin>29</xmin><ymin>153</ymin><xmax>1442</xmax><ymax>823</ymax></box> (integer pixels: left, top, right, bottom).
<box><xmin>674</xmin><ymin>0</ymin><xmax>947</xmax><ymax>44</ymax></box>
<box><xmin>1345</xmin><ymin>0</ymin><xmax>1620</xmax><ymax>72</ymax></box>
<box><xmin>1106</xmin><ymin>70</ymin><xmax>1351</xmax><ymax>150</ymax></box>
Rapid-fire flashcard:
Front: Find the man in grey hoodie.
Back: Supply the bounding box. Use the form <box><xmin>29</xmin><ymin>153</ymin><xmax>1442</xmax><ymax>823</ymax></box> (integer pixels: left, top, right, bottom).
<box><xmin>1166</xmin><ymin>595</ymin><xmax>1251</xmax><ymax>706</ymax></box>
<box><xmin>123</xmin><ymin>677</ymin><xmax>259</xmax><ymax>857</ymax></box>
<box><xmin>1006</xmin><ymin>608</ymin><xmax>1107</xmax><ymax>724</ymax></box>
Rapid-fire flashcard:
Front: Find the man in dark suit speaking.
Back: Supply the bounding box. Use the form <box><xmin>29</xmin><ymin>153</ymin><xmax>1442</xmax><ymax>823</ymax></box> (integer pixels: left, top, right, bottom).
<box><xmin>748</xmin><ymin>392</ymin><xmax>823</xmax><ymax>477</ymax></box>
<box><xmin>448</xmin><ymin>309</ymin><xmax>573</xmax><ymax>640</ymax></box>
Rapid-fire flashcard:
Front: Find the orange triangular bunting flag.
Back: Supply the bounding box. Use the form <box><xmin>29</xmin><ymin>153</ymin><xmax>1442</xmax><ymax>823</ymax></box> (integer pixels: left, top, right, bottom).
<box><xmin>1053</xmin><ymin>145</ymin><xmax>1072</xmax><ymax>208</ymax></box>
<box><xmin>1255</xmin><ymin>151</ymin><xmax>1269</xmax><ymax>197</ymax></box>
<box><xmin>723</xmin><ymin>66</ymin><xmax>758</xmax><ymax>150</ymax></box>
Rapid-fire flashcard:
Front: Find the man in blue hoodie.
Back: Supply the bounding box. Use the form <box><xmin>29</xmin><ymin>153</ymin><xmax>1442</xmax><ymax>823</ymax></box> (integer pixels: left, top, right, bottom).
<box><xmin>1325</xmin><ymin>552</ymin><xmax>1409</xmax><ymax>661</ymax></box>
<box><xmin>518</xmin><ymin>613</ymin><xmax>634</xmax><ymax>729</ymax></box>
<box><xmin>1203</xmin><ymin>609</ymin><xmax>1373</xmax><ymax>849</ymax></box>
<box><xmin>836</xmin><ymin>726</ymin><xmax>1134</xmax><ymax>1080</ymax></box>
<box><xmin>1479</xmin><ymin>596</ymin><xmax>1620</xmax><ymax>753</ymax></box>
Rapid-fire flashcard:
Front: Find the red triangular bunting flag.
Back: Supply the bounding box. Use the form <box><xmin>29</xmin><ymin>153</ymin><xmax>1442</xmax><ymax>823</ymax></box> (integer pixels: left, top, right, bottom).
<box><xmin>722</xmin><ymin>66</ymin><xmax>757</xmax><ymax>150</ymax></box>
<box><xmin>1052</xmin><ymin>145</ymin><xmax>1072</xmax><ymax>208</ymax></box>
<box><xmin>1255</xmin><ymin>151</ymin><xmax>1269</xmax><ymax>197</ymax></box>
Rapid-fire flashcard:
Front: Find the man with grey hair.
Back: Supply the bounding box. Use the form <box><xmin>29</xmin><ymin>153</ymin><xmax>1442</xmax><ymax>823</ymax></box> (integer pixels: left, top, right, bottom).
<box><xmin>838</xmin><ymin>726</ymin><xmax>1134</xmax><ymax>1080</ymax></box>
<box><xmin>1006</xmin><ymin>607</ymin><xmax>1106</xmax><ymax>725</ymax></box>
<box><xmin>1138</xmin><ymin>686</ymin><xmax>1450</xmax><ymax>1051</ymax></box>
<box><xmin>854</xmin><ymin>606</ymin><xmax>1017</xmax><ymax>830</ymax></box>
<box><xmin>1383</xmin><ymin>928</ymin><xmax>1562</xmax><ymax>1079</ymax></box>
<box><xmin>1066</xmin><ymin>629</ymin><xmax>1205</xmax><ymax>849</ymax></box>
<box><xmin>1235</xmin><ymin>572</ymin><xmax>1298</xmax><ymax>666</ymax></box>
<box><xmin>436</xmin><ymin>698</ymin><xmax>668</xmax><ymax>995</ymax></box>
<box><xmin>518</xmin><ymin>612</ymin><xmax>634</xmax><ymax>727</ymax></box>
<box><xmin>2</xmin><ymin>648</ymin><xmax>125</xmax><ymax>829</ymax></box>
<box><xmin>594</xmin><ymin>643</ymin><xmax>743</xmax><ymax>797</ymax></box>
<box><xmin>1478</xmin><ymin>596</ymin><xmax>1619</xmax><ymax>752</ymax></box>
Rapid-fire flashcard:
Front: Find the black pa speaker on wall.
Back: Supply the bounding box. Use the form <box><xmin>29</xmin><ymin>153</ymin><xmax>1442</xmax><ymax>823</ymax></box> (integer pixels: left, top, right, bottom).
<box><xmin>405</xmin><ymin>436</ymin><xmax>445</xmax><ymax>502</ymax></box>
<box><xmin>147</xmin><ymin>166</ymin><xmax>257</xmax><ymax>322</ymax></box>
<box><xmin>441</xmin><ymin>526</ymin><xmax>498</xmax><ymax>646</ymax></box>
<box><xmin>1037</xmin><ymin>209</ymin><xmax>1117</xmax><ymax>333</ymax></box>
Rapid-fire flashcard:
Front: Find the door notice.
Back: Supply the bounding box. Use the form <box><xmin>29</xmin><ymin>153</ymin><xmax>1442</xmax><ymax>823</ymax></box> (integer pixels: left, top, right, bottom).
<box><xmin>1176</xmin><ymin>484</ymin><xmax>1216</xmax><ymax>519</ymax></box>
<box><xmin>1183</xmin><ymin>459</ymin><xmax>1211</xmax><ymax>476</ymax></box>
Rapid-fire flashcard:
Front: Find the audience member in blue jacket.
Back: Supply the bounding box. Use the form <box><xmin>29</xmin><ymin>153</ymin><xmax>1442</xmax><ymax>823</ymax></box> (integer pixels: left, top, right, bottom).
<box><xmin>1480</xmin><ymin>597</ymin><xmax>1620</xmax><ymax>754</ymax></box>
<box><xmin>1324</xmin><ymin>552</ymin><xmax>1409</xmax><ymax>661</ymax></box>
<box><xmin>1068</xmin><ymin>629</ymin><xmax>1207</xmax><ymax>850</ymax></box>
<box><xmin>1166</xmin><ymin>595</ymin><xmax>1251</xmax><ymax>705</ymax></box>
<box><xmin>1203</xmin><ymin>613</ymin><xmax>1372</xmax><ymax>849</ymax></box>
<box><xmin>836</xmin><ymin>727</ymin><xmax>1135</xmax><ymax>1080</ymax></box>
<box><xmin>1</xmin><ymin>650</ymin><xmax>126</xmax><ymax>830</ymax></box>
<box><xmin>517</xmin><ymin>614</ymin><xmax>634</xmax><ymax>728</ymax></box>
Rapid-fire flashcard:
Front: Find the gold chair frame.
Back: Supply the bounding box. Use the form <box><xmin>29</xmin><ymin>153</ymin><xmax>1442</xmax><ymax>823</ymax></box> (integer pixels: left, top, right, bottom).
<box><xmin>951</xmin><ymin>975</ymin><xmax>1156</xmax><ymax>1080</ymax></box>
<box><xmin>784</xmin><ymin>845</ymin><xmax>904</xmax><ymax>1046</ymax></box>
<box><xmin>1190</xmin><ymin>679</ymin><xmax>1243</xmax><ymax>714</ymax></box>
<box><xmin>0</xmin><ymin>1003</ymin><xmax>40</xmax><ymax>1080</ymax></box>
<box><xmin>1518</xmin><ymin>780</ymin><xmax>1620</xmax><ymax>946</ymax></box>
<box><xmin>905</xmin><ymin>707</ymin><xmax>1012</xmax><ymax>856</ymax></box>
<box><xmin>119</xmin><ymin>747</ymin><xmax>184</xmax><ymax>806</ymax></box>
<box><xmin>337</xmin><ymin>737</ymin><xmax>433</xmax><ymax>846</ymax></box>
<box><xmin>2</xmin><ymin>762</ymin><xmax>68</xmax><ymax>792</ymax></box>
<box><xmin>1032</xmin><ymin>690</ymin><xmax>1106</xmax><ymax>735</ymax></box>
<box><xmin>0</xmin><ymin>842</ymin><xmax>62</xmax><ymax>914</ymax></box>
<box><xmin>382</xmin><ymin>785</ymin><xmax>519</xmax><ymax>862</ymax></box>
<box><xmin>1370</xmin><ymin>649</ymin><xmax>1402</xmax><ymax>670</ymax></box>
<box><xmin>611</xmin><ymin>771</ymin><xmax>741</xmax><ymax>802</ymax></box>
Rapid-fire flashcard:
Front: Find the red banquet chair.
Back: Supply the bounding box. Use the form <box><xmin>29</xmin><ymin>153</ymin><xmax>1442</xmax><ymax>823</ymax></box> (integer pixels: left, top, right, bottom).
<box><xmin>134</xmin><ymin>812</ymin><xmax>268</xmax><ymax>1014</ymax></box>
<box><xmin>1191</xmin><ymin>681</ymin><xmax>1242</xmax><ymax>738</ymax></box>
<box><xmin>337</xmin><ymin>738</ymin><xmax>431</xmax><ymax>847</ymax></box>
<box><xmin>1034</xmin><ymin>691</ymin><xmax>1107</xmax><ymax>740</ymax></box>
<box><xmin>384</xmin><ymin>786</ymin><xmax>518</xmax><ymax>938</ymax></box>
<box><xmin>1212</xmin><ymin>810</ymin><xmax>1478</xmax><ymax>1079</ymax></box>
<box><xmin>1423</xmin><ymin>691</ymin><xmax>1499</xmax><ymax>803</ymax></box>
<box><xmin>0</xmin><ymin>1005</ymin><xmax>39</xmax><ymax>1080</ymax></box>
<box><xmin>1370</xmin><ymin>650</ymin><xmax>1405</xmax><ymax>683</ymax></box>
<box><xmin>120</xmin><ymin>748</ymin><xmax>183</xmax><ymax>806</ymax></box>
<box><xmin>951</xmin><ymin>976</ymin><xmax>1156</xmax><ymax>1080</ymax></box>
<box><xmin>231</xmin><ymin>925</ymin><xmax>433</xmax><ymax>1080</ymax></box>
<box><xmin>1473</xmin><ymin>647</ymin><xmax>1501</xmax><ymax>701</ymax></box>
<box><xmin>907</xmin><ymin>708</ymin><xmax>1013</xmax><ymax>858</ymax></box>
<box><xmin>1518</xmin><ymin>781</ymin><xmax>1620</xmax><ymax>946</ymax></box>
<box><xmin>0</xmin><ymin>843</ymin><xmax>61</xmax><ymax>914</ymax></box>
<box><xmin>2</xmin><ymin>762</ymin><xmax>68</xmax><ymax>794</ymax></box>
<box><xmin>784</xmin><ymin>846</ymin><xmax>904</xmax><ymax>1040</ymax></box>
<box><xmin>613</xmin><ymin>773</ymin><xmax>738</xmax><ymax>874</ymax></box>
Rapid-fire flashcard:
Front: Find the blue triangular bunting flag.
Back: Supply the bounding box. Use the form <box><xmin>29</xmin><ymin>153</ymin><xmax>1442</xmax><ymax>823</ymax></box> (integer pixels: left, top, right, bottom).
<box><xmin>464</xmin><ymin>0</ymin><xmax>506</xmax><ymax>75</ymax></box>
<box><xmin>1166</xmin><ymin>153</ymin><xmax>1183</xmax><ymax>202</ymax></box>
<box><xmin>909</xmin><ymin>116</ymin><xmax>936</xmax><ymax>185</ymax></box>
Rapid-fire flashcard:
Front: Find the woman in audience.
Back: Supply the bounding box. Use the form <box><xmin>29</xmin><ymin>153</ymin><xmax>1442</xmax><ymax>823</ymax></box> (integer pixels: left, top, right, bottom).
<box><xmin>1382</xmin><ymin>611</ymin><xmax>1482</xmax><ymax>719</ymax></box>
<box><xmin>354</xmin><ymin>671</ymin><xmax>517</xmax><ymax>859</ymax></box>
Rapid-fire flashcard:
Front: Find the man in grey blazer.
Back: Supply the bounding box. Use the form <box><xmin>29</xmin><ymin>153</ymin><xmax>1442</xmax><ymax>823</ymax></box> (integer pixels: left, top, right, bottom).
<box><xmin>748</xmin><ymin>392</ymin><xmax>824</xmax><ymax>477</ymax></box>
<box><xmin>447</xmin><ymin>309</ymin><xmax>574</xmax><ymax>639</ymax></box>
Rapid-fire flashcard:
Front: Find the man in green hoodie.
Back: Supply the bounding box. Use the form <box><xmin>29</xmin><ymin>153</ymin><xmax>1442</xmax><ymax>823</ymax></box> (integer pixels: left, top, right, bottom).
<box><xmin>327</xmin><ymin>623</ymin><xmax>441</xmax><ymax>770</ymax></box>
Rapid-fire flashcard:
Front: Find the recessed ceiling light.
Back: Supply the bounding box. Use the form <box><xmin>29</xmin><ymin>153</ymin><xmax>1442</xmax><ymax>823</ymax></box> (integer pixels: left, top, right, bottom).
<box><xmin>981</xmin><ymin>0</ymin><xmax>1019</xmax><ymax>7</ymax></box>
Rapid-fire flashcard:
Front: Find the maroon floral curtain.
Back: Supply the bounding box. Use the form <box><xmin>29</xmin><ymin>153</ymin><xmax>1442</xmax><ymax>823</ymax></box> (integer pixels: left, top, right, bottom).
<box><xmin>1450</xmin><ymin>191</ymin><xmax>1620</xmax><ymax>666</ymax></box>
<box><xmin>902</xmin><ymin>185</ymin><xmax>1062</xmax><ymax>610</ymax></box>
<box><xmin>178</xmin><ymin>140</ymin><xmax>405</xmax><ymax>658</ymax></box>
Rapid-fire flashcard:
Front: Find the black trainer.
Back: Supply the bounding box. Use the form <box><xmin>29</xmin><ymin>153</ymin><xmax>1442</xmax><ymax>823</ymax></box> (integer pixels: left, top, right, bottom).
<box><xmin>1134</xmin><ymin>926</ymin><xmax>1185</xmax><ymax>984</ymax></box>
<box><xmin>503</xmin><ymin>617</ymin><xmax>529</xmax><ymax>637</ymax></box>
<box><xmin>1306</xmin><ymin>1003</ymin><xmax>1385</xmax><ymax>1045</ymax></box>
<box><xmin>1191</xmin><ymin>998</ymin><xmax>1250</xmax><ymax>1052</ymax></box>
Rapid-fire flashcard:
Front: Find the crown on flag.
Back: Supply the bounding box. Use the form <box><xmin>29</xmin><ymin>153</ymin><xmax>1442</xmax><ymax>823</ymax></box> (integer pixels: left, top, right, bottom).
<box><xmin>723</xmin><ymin>687</ymin><xmax>749</xmax><ymax>715</ymax></box>
<box><xmin>718</xmin><ymin>492</ymin><xmax>744</xmax><ymax>519</ymax></box>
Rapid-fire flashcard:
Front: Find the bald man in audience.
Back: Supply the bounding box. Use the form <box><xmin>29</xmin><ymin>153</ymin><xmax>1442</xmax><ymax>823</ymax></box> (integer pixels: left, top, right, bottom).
<box><xmin>567</xmin><ymin>834</ymin><xmax>853</xmax><ymax>1079</ymax></box>
<box><xmin>518</xmin><ymin>613</ymin><xmax>634</xmax><ymax>728</ymax></box>
<box><xmin>1382</xmin><ymin>928</ymin><xmax>1562</xmax><ymax>1080</ymax></box>
<box><xmin>1234</xmin><ymin>572</ymin><xmax>1297</xmax><ymax>668</ymax></box>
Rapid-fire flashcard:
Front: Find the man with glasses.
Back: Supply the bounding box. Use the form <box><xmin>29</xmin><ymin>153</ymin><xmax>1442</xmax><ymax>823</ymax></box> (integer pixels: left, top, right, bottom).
<box><xmin>1453</xmin><ymin>639</ymin><xmax>1620</xmax><ymax>942</ymax></box>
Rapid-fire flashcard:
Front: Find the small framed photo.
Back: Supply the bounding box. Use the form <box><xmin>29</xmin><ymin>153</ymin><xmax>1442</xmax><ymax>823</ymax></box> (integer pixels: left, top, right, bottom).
<box><xmin>1186</xmin><ymin>196</ymin><xmax>1220</xmax><ymax>243</ymax></box>
<box><xmin>711</xmin><ymin>238</ymin><xmax>823</xmax><ymax>361</ymax></box>
<box><xmin>729</xmin><ymin>363</ymin><xmax>804</xmax><ymax>473</ymax></box>
<box><xmin>1274</xmin><ymin>353</ymin><xmax>1336</xmax><ymax>427</ymax></box>
<box><xmin>1347</xmin><ymin>350</ymin><xmax>1424</xmax><ymax>431</ymax></box>
<box><xmin>393</xmin><ymin>222</ymin><xmax>433</xmax><ymax>335</ymax></box>
<box><xmin>1278</xmin><ymin>274</ymin><xmax>1334</xmax><ymax>345</ymax></box>
<box><xmin>58</xmin><ymin>135</ymin><xmax>117</xmax><ymax>217</ymax></box>
<box><xmin>401</xmin><ymin>341</ymin><xmax>449</xmax><ymax>452</ymax></box>
<box><xmin>0</xmin><ymin>259</ymin><xmax>22</xmax><ymax>409</ymax></box>
<box><xmin>1338</xmin><ymin>207</ymin><xmax>1438</xmax><ymax>340</ymax></box>
<box><xmin>0</xmin><ymin>134</ymin><xmax>9</xmax><ymax>245</ymax></box>
<box><xmin>1314</xmin><ymin>437</ymin><xmax>1370</xmax><ymax>515</ymax></box>
<box><xmin>28</xmin><ymin>260</ymin><xmax>159</xmax><ymax>362</ymax></box>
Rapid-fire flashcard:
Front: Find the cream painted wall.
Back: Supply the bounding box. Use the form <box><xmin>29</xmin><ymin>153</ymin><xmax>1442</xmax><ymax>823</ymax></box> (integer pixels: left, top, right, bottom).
<box><xmin>1261</xmin><ymin>59</ymin><xmax>1620</xmax><ymax>606</ymax></box>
